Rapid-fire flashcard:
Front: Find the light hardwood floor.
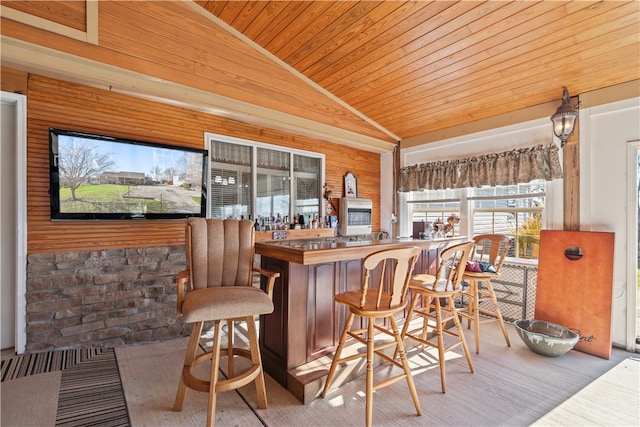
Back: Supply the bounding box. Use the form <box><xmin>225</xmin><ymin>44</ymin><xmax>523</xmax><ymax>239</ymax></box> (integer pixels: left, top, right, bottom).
<box><xmin>2</xmin><ymin>322</ymin><xmax>638</xmax><ymax>426</ymax></box>
<box><xmin>116</xmin><ymin>323</ymin><xmax>639</xmax><ymax>427</ymax></box>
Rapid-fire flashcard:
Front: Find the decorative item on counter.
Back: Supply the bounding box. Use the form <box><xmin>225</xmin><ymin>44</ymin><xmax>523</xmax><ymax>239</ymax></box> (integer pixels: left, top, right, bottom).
<box><xmin>431</xmin><ymin>218</ymin><xmax>446</xmax><ymax>239</ymax></box>
<box><xmin>446</xmin><ymin>213</ymin><xmax>460</xmax><ymax>236</ymax></box>
<box><xmin>323</xmin><ymin>183</ymin><xmax>338</xmax><ymax>213</ymax></box>
<box><xmin>344</xmin><ymin>172</ymin><xmax>357</xmax><ymax>198</ymax></box>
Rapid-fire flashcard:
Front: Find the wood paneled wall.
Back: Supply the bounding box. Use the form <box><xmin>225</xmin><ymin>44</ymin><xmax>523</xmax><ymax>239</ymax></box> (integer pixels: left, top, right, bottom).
<box><xmin>5</xmin><ymin>1</ymin><xmax>87</xmax><ymax>32</ymax></box>
<box><xmin>1</xmin><ymin>68</ymin><xmax>380</xmax><ymax>254</ymax></box>
<box><xmin>1</xmin><ymin>1</ymin><xmax>390</xmax><ymax>144</ymax></box>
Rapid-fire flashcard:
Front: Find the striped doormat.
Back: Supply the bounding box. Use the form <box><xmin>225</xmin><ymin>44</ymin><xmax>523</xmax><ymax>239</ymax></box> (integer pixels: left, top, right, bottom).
<box><xmin>1</xmin><ymin>348</ymin><xmax>130</xmax><ymax>426</ymax></box>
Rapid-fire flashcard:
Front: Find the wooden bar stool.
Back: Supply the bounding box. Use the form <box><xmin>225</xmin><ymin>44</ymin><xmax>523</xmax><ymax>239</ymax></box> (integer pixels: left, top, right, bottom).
<box><xmin>172</xmin><ymin>218</ymin><xmax>279</xmax><ymax>427</ymax></box>
<box><xmin>322</xmin><ymin>246</ymin><xmax>422</xmax><ymax>427</ymax></box>
<box><xmin>459</xmin><ymin>234</ymin><xmax>512</xmax><ymax>354</ymax></box>
<box><xmin>399</xmin><ymin>241</ymin><xmax>475</xmax><ymax>393</ymax></box>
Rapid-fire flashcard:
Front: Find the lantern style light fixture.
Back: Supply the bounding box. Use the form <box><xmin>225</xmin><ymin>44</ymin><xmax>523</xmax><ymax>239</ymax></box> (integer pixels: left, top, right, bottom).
<box><xmin>550</xmin><ymin>87</ymin><xmax>579</xmax><ymax>148</ymax></box>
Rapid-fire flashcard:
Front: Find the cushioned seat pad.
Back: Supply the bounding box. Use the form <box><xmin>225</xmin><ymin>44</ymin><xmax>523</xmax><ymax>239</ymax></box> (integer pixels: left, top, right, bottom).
<box><xmin>181</xmin><ymin>286</ymin><xmax>274</xmax><ymax>323</ymax></box>
<box><xmin>410</xmin><ymin>274</ymin><xmax>453</xmax><ymax>292</ymax></box>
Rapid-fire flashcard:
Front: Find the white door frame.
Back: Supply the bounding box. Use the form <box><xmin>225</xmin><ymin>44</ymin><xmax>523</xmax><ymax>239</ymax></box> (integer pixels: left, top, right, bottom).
<box><xmin>627</xmin><ymin>140</ymin><xmax>639</xmax><ymax>352</ymax></box>
<box><xmin>1</xmin><ymin>91</ymin><xmax>27</xmax><ymax>354</ymax></box>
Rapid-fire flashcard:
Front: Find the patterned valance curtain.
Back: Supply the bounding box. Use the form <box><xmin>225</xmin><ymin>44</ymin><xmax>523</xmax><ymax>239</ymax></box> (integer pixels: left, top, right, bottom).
<box><xmin>398</xmin><ymin>143</ymin><xmax>563</xmax><ymax>192</ymax></box>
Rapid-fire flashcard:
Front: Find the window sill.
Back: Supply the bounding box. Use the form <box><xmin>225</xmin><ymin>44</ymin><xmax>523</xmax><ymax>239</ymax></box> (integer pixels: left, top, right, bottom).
<box><xmin>504</xmin><ymin>257</ymin><xmax>538</xmax><ymax>267</ymax></box>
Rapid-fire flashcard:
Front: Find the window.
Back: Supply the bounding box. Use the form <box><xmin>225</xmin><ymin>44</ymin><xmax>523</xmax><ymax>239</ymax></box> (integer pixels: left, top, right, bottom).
<box><xmin>409</xmin><ymin>181</ymin><xmax>546</xmax><ymax>260</ymax></box>
<box><xmin>210</xmin><ymin>141</ymin><xmax>251</xmax><ymax>219</ymax></box>
<box><xmin>207</xmin><ymin>134</ymin><xmax>324</xmax><ymax>224</ymax></box>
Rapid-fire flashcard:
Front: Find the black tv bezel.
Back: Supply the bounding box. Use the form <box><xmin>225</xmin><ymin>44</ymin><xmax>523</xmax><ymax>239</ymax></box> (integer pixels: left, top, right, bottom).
<box><xmin>49</xmin><ymin>128</ymin><xmax>208</xmax><ymax>221</ymax></box>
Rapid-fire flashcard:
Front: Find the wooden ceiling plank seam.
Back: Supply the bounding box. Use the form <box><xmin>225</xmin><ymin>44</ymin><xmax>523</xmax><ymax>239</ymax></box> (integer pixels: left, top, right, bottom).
<box><xmin>392</xmin><ymin>42</ymin><xmax>639</xmax><ymax>137</ymax></box>
<box><xmin>116</xmin><ymin>1</ymin><xmax>282</xmax><ymax>70</ymax></box>
<box><xmin>306</xmin><ymin>1</ymin><xmax>446</xmax><ymax>84</ymax></box>
<box><xmin>354</xmin><ymin>14</ymin><xmax>576</xmax><ymax>112</ymax></box>
<box><xmin>398</xmin><ymin>1</ymin><xmax>507</xmax><ymax>54</ymax></box>
<box><xmin>227</xmin><ymin>1</ymin><xmax>268</xmax><ymax>34</ymax></box>
<box><xmin>432</xmin><ymin>1</ymin><xmax>637</xmax><ymax>96</ymax></box>
<box><xmin>103</xmin><ymin>1</ymin><xmax>381</xmax><ymax>138</ymax></box>
<box><xmin>563</xmin><ymin>0</ymin><xmax>618</xmax><ymax>15</ymax></box>
<box><xmin>236</xmin><ymin>1</ymin><xmax>295</xmax><ymax>41</ymax></box>
<box><xmin>361</xmin><ymin>1</ymin><xmax>636</xmax><ymax>120</ymax></box>
<box><xmin>321</xmin><ymin>1</ymin><xmax>493</xmax><ymax>96</ymax></box>
<box><xmin>398</xmin><ymin>68</ymin><xmax>639</xmax><ymax>138</ymax></box>
<box><xmin>483</xmin><ymin>0</ymin><xmax>623</xmax><ymax>58</ymax></box>
<box><xmin>385</xmin><ymin>38</ymin><xmax>640</xmax><ymax>130</ymax></box>
<box><xmin>149</xmin><ymin>2</ymin><xmax>366</xmax><ymax>110</ymax></box>
<box><xmin>252</xmin><ymin>1</ymin><xmax>311</xmax><ymax>47</ymax></box>
<box><xmin>383</xmin><ymin>39</ymin><xmax>639</xmax><ymax>134</ymax></box>
<box><xmin>188</xmin><ymin>49</ymin><xmax>390</xmax><ymax>136</ymax></box>
<box><xmin>272</xmin><ymin>2</ymin><xmax>360</xmax><ymax>60</ymax></box>
<box><xmin>101</xmin><ymin>1</ymin><xmax>269</xmax><ymax>75</ymax></box>
<box><xmin>572</xmin><ymin>3</ymin><xmax>640</xmax><ymax>44</ymax></box>
<box><xmin>306</xmin><ymin>1</ymin><xmax>451</xmax><ymax>87</ymax></box>
<box><xmin>185</xmin><ymin>1</ymin><xmax>400</xmax><ymax>142</ymax></box>
<box><xmin>332</xmin><ymin>1</ymin><xmax>544</xmax><ymax>101</ymax></box>
<box><xmin>318</xmin><ymin>1</ymin><xmax>479</xmax><ymax>93</ymax></box>
<box><xmin>512</xmin><ymin>46</ymin><xmax>640</xmax><ymax>99</ymax></box>
<box><xmin>205</xmin><ymin>0</ymin><xmax>245</xmax><ymax>24</ymax></box>
<box><xmin>292</xmin><ymin>1</ymin><xmax>406</xmax><ymax>75</ymax></box>
<box><xmin>198</xmin><ymin>0</ymin><xmax>230</xmax><ymax>17</ymax></box>
<box><xmin>254</xmin><ymin>1</ymin><xmax>322</xmax><ymax>52</ymax></box>
<box><xmin>281</xmin><ymin>1</ymin><xmax>376</xmax><ymax>67</ymax></box>
<box><xmin>162</xmin><ymin>2</ymin><xmax>334</xmax><ymax>81</ymax></box>
<box><xmin>345</xmin><ymin>0</ymin><xmax>559</xmax><ymax>109</ymax></box>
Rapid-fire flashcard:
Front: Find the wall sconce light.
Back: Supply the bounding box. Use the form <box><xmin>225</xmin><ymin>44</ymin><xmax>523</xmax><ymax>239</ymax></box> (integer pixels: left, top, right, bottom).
<box><xmin>550</xmin><ymin>87</ymin><xmax>579</xmax><ymax>148</ymax></box>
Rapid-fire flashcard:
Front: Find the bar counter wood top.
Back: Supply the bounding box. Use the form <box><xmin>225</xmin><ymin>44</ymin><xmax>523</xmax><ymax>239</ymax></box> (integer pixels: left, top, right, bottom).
<box><xmin>255</xmin><ymin>235</ymin><xmax>468</xmax><ymax>403</ymax></box>
<box><xmin>255</xmin><ymin>236</ymin><xmax>468</xmax><ymax>265</ymax></box>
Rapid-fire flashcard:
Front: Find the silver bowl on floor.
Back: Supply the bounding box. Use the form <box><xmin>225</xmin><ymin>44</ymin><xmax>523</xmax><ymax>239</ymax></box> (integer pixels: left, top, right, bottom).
<box><xmin>514</xmin><ymin>319</ymin><xmax>579</xmax><ymax>357</ymax></box>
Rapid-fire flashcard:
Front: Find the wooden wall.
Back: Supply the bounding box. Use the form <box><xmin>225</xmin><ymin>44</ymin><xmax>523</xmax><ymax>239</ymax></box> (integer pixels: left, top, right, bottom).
<box><xmin>1</xmin><ymin>0</ymin><xmax>390</xmax><ymax>143</ymax></box>
<box><xmin>1</xmin><ymin>68</ymin><xmax>380</xmax><ymax>254</ymax></box>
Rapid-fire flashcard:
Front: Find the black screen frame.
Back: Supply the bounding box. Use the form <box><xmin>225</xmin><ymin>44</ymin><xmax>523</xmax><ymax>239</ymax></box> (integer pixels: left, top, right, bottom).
<box><xmin>49</xmin><ymin>128</ymin><xmax>208</xmax><ymax>221</ymax></box>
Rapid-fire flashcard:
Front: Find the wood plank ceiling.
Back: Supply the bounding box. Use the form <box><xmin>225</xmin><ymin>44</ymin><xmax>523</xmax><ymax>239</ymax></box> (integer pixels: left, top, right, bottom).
<box><xmin>197</xmin><ymin>0</ymin><xmax>640</xmax><ymax>143</ymax></box>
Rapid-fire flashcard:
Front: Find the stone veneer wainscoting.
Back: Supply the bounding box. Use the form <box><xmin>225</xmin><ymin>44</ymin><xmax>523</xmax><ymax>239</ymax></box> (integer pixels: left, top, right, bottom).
<box><xmin>25</xmin><ymin>245</ymin><xmax>190</xmax><ymax>352</ymax></box>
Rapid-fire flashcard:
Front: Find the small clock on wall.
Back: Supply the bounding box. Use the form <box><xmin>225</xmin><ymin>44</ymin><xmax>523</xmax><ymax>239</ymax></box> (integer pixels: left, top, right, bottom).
<box><xmin>344</xmin><ymin>172</ymin><xmax>357</xmax><ymax>198</ymax></box>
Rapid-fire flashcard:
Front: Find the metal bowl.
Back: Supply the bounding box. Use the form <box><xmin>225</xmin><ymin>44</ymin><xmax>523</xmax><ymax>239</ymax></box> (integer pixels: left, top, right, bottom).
<box><xmin>514</xmin><ymin>319</ymin><xmax>579</xmax><ymax>357</ymax></box>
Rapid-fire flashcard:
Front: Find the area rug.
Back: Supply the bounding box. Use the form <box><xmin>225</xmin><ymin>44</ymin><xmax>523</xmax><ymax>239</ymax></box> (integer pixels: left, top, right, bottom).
<box><xmin>1</xmin><ymin>348</ymin><xmax>130</xmax><ymax>427</ymax></box>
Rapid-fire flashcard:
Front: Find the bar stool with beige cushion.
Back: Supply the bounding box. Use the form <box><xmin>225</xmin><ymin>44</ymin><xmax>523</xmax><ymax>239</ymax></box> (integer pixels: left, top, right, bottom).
<box><xmin>399</xmin><ymin>241</ymin><xmax>475</xmax><ymax>393</ymax></box>
<box><xmin>459</xmin><ymin>234</ymin><xmax>512</xmax><ymax>354</ymax></box>
<box><xmin>322</xmin><ymin>246</ymin><xmax>422</xmax><ymax>427</ymax></box>
<box><xmin>173</xmin><ymin>218</ymin><xmax>279</xmax><ymax>427</ymax></box>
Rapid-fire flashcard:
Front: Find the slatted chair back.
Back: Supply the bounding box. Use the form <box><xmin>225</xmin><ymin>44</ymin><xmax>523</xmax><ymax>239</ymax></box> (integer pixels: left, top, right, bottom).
<box><xmin>430</xmin><ymin>241</ymin><xmax>474</xmax><ymax>292</ymax></box>
<box><xmin>470</xmin><ymin>234</ymin><xmax>512</xmax><ymax>275</ymax></box>
<box><xmin>359</xmin><ymin>246</ymin><xmax>421</xmax><ymax>310</ymax></box>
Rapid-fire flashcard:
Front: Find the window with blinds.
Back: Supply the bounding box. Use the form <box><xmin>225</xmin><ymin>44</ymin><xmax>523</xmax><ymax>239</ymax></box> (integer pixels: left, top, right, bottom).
<box><xmin>207</xmin><ymin>134</ymin><xmax>324</xmax><ymax>223</ymax></box>
<box><xmin>409</xmin><ymin>181</ymin><xmax>546</xmax><ymax>259</ymax></box>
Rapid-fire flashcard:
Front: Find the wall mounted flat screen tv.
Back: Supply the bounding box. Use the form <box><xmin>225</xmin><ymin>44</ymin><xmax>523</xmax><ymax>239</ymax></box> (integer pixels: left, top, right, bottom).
<box><xmin>49</xmin><ymin>128</ymin><xmax>207</xmax><ymax>220</ymax></box>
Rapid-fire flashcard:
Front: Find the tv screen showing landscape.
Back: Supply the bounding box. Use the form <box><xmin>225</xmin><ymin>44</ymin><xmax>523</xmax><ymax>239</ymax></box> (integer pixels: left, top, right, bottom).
<box><xmin>49</xmin><ymin>128</ymin><xmax>207</xmax><ymax>220</ymax></box>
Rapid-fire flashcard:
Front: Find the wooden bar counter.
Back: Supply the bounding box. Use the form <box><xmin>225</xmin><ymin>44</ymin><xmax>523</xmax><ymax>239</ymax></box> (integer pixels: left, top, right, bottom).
<box><xmin>255</xmin><ymin>236</ymin><xmax>467</xmax><ymax>403</ymax></box>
